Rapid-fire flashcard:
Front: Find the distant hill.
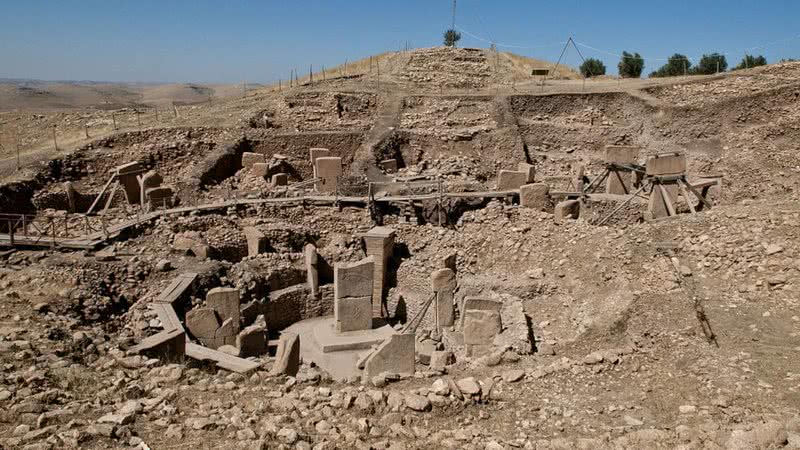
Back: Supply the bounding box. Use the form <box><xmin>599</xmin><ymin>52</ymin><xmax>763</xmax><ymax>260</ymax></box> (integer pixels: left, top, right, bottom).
<box><xmin>0</xmin><ymin>79</ymin><xmax>261</xmax><ymax>112</ymax></box>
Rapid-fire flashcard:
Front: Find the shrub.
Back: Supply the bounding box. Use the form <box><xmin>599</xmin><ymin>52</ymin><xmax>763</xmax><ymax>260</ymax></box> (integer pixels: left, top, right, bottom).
<box><xmin>618</xmin><ymin>51</ymin><xmax>644</xmax><ymax>78</ymax></box>
<box><xmin>692</xmin><ymin>53</ymin><xmax>728</xmax><ymax>75</ymax></box>
<box><xmin>650</xmin><ymin>54</ymin><xmax>691</xmax><ymax>78</ymax></box>
<box><xmin>734</xmin><ymin>54</ymin><xmax>768</xmax><ymax>70</ymax></box>
<box><xmin>579</xmin><ymin>58</ymin><xmax>606</xmax><ymax>78</ymax></box>
<box><xmin>443</xmin><ymin>29</ymin><xmax>461</xmax><ymax>47</ymax></box>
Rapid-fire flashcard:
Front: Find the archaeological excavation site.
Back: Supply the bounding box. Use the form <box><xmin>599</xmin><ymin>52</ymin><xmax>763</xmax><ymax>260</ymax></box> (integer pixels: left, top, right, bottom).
<box><xmin>1</xmin><ymin>46</ymin><xmax>800</xmax><ymax>449</ymax></box>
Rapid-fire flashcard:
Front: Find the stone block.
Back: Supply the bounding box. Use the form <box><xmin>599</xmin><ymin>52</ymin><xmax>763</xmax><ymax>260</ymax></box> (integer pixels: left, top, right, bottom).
<box><xmin>605</xmin><ymin>146</ymin><xmax>639</xmax><ymax>164</ymax></box>
<box><xmin>315</xmin><ymin>157</ymin><xmax>342</xmax><ymax>193</ymax></box>
<box><xmin>271</xmin><ymin>173</ymin><xmax>288</xmax><ymax>186</ymax></box>
<box><xmin>463</xmin><ymin>309</ymin><xmax>502</xmax><ymax>345</ymax></box>
<box><xmin>380</xmin><ymin>159</ymin><xmax>398</xmax><ymax>173</ymax></box>
<box><xmin>517</xmin><ymin>162</ymin><xmax>536</xmax><ymax>183</ymax></box>
<box><xmin>646</xmin><ymin>153</ymin><xmax>687</xmax><ymax>176</ymax></box>
<box><xmin>430</xmin><ymin>350</ymin><xmax>455</xmax><ymax>371</ymax></box>
<box><xmin>206</xmin><ymin>288</ymin><xmax>240</xmax><ymax>333</ymax></box>
<box><xmin>251</xmin><ymin>163</ymin><xmax>269</xmax><ymax>178</ymax></box>
<box><xmin>334</xmin><ymin>257</ymin><xmax>374</xmax><ymax>299</ymax></box>
<box><xmin>146</xmin><ymin>186</ymin><xmax>174</xmax><ymax>209</ymax></box>
<box><xmin>554</xmin><ymin>200</ymin><xmax>580</xmax><ymax>224</ymax></box>
<box><xmin>241</xmin><ymin>152</ymin><xmax>266</xmax><ymax>169</ymax></box>
<box><xmin>237</xmin><ymin>324</ymin><xmax>267</xmax><ymax>357</ymax></box>
<box><xmin>271</xmin><ymin>333</ymin><xmax>300</xmax><ymax>376</ymax></box>
<box><xmin>497</xmin><ymin>170</ymin><xmax>528</xmax><ymax>190</ymax></box>
<box><xmin>243</xmin><ymin>227</ymin><xmax>268</xmax><ymax>257</ymax></box>
<box><xmin>520</xmin><ymin>183</ymin><xmax>551</xmax><ymax>210</ymax></box>
<box><xmin>335</xmin><ymin>296</ymin><xmax>373</xmax><ymax>333</ymax></box>
<box><xmin>363</xmin><ymin>333</ymin><xmax>415</xmax><ymax>380</ymax></box>
<box><xmin>185</xmin><ymin>308</ymin><xmax>220</xmax><ymax>340</ymax></box>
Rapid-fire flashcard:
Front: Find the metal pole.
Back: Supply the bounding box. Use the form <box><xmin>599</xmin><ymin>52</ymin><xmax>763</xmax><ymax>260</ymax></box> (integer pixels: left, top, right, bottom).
<box><xmin>84</xmin><ymin>125</ymin><xmax>89</xmax><ymax>139</ymax></box>
<box><xmin>136</xmin><ymin>110</ymin><xmax>141</xmax><ymax>129</ymax></box>
<box><xmin>52</xmin><ymin>127</ymin><xmax>58</xmax><ymax>151</ymax></box>
<box><xmin>155</xmin><ymin>107</ymin><xmax>159</xmax><ymax>122</ymax></box>
<box><xmin>112</xmin><ymin>113</ymin><xmax>117</xmax><ymax>130</ymax></box>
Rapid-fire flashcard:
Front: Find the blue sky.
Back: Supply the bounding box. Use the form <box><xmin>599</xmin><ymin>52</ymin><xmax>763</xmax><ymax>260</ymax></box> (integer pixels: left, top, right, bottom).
<box><xmin>1</xmin><ymin>0</ymin><xmax>799</xmax><ymax>83</ymax></box>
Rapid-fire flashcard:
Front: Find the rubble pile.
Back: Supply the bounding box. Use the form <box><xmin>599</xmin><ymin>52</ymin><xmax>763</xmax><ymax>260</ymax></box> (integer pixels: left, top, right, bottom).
<box><xmin>399</xmin><ymin>47</ymin><xmax>492</xmax><ymax>89</ymax></box>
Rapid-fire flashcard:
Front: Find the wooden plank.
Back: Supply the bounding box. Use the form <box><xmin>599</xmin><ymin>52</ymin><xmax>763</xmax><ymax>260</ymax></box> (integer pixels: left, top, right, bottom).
<box><xmin>156</xmin><ymin>273</ymin><xmax>198</xmax><ymax>306</ymax></box>
<box><xmin>678</xmin><ymin>181</ymin><xmax>697</xmax><ymax>214</ymax></box>
<box><xmin>185</xmin><ymin>342</ymin><xmax>261</xmax><ymax>373</ymax></box>
<box><xmin>151</xmin><ymin>303</ymin><xmax>182</xmax><ymax>332</ymax></box>
<box><xmin>129</xmin><ymin>328</ymin><xmax>185</xmax><ymax>355</ymax></box>
<box><xmin>658</xmin><ymin>184</ymin><xmax>677</xmax><ymax>217</ymax></box>
<box><xmin>689</xmin><ymin>179</ymin><xmax>719</xmax><ymax>190</ymax></box>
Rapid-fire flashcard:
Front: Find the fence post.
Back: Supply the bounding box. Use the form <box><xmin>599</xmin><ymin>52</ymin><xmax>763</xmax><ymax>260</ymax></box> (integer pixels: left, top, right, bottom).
<box><xmin>84</xmin><ymin>125</ymin><xmax>89</xmax><ymax>139</ymax></box>
<box><xmin>52</xmin><ymin>127</ymin><xmax>58</xmax><ymax>151</ymax></box>
<box><xmin>155</xmin><ymin>107</ymin><xmax>159</xmax><ymax>122</ymax></box>
<box><xmin>136</xmin><ymin>110</ymin><xmax>141</xmax><ymax>129</ymax></box>
<box><xmin>15</xmin><ymin>126</ymin><xmax>21</xmax><ymax>171</ymax></box>
<box><xmin>112</xmin><ymin>113</ymin><xmax>117</xmax><ymax>130</ymax></box>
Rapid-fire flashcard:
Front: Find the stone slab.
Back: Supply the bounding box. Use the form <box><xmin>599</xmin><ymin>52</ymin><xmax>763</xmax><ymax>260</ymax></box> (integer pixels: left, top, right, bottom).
<box><xmin>146</xmin><ymin>186</ymin><xmax>174</xmax><ymax>209</ymax></box>
<box><xmin>463</xmin><ymin>309</ymin><xmax>502</xmax><ymax>345</ymax></box>
<box><xmin>270</xmin><ymin>332</ymin><xmax>300</xmax><ymax>376</ymax></box>
<box><xmin>335</xmin><ymin>295</ymin><xmax>373</xmax><ymax>333</ymax></box>
<box><xmin>334</xmin><ymin>257</ymin><xmax>374</xmax><ymax>299</ymax></box>
<box><xmin>520</xmin><ymin>183</ymin><xmax>550</xmax><ymax>210</ymax></box>
<box><xmin>206</xmin><ymin>287</ymin><xmax>240</xmax><ymax>333</ymax></box>
<box><xmin>242</xmin><ymin>152</ymin><xmax>266</xmax><ymax>169</ymax></box>
<box><xmin>646</xmin><ymin>154</ymin><xmax>687</xmax><ymax>176</ymax></box>
<box><xmin>315</xmin><ymin>156</ymin><xmax>342</xmax><ymax>193</ymax></box>
<box><xmin>271</xmin><ymin>173</ymin><xmax>288</xmax><ymax>186</ymax></box>
<box><xmin>605</xmin><ymin>146</ymin><xmax>639</xmax><ymax>164</ymax></box>
<box><xmin>243</xmin><ymin>227</ymin><xmax>268</xmax><ymax>257</ymax></box>
<box><xmin>236</xmin><ymin>325</ymin><xmax>267</xmax><ymax>358</ymax></box>
<box><xmin>497</xmin><ymin>170</ymin><xmax>528</xmax><ymax>190</ymax></box>
<box><xmin>252</xmin><ymin>163</ymin><xmax>269</xmax><ymax>178</ymax></box>
<box><xmin>185</xmin><ymin>308</ymin><xmax>220</xmax><ymax>340</ymax></box>
<box><xmin>517</xmin><ymin>162</ymin><xmax>536</xmax><ymax>183</ymax></box>
<box><xmin>313</xmin><ymin>319</ymin><xmax>395</xmax><ymax>353</ymax></box>
<box><xmin>554</xmin><ymin>199</ymin><xmax>580</xmax><ymax>224</ymax></box>
<box><xmin>363</xmin><ymin>333</ymin><xmax>415</xmax><ymax>380</ymax></box>
<box><xmin>309</xmin><ymin>148</ymin><xmax>331</xmax><ymax>176</ymax></box>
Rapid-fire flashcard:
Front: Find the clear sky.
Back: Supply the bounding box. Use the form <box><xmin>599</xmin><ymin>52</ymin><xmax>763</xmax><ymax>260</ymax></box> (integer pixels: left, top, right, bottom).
<box><xmin>1</xmin><ymin>0</ymin><xmax>799</xmax><ymax>83</ymax></box>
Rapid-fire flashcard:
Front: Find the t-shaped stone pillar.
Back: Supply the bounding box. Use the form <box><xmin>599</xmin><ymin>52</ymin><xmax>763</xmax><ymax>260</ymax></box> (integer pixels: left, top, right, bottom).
<box><xmin>363</xmin><ymin>226</ymin><xmax>395</xmax><ymax>318</ymax></box>
<box><xmin>431</xmin><ymin>268</ymin><xmax>456</xmax><ymax>330</ymax></box>
<box><xmin>605</xmin><ymin>146</ymin><xmax>639</xmax><ymax>195</ymax></box>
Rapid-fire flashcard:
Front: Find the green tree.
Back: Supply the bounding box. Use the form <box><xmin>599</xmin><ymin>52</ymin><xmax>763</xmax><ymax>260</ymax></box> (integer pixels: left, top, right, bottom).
<box><xmin>650</xmin><ymin>54</ymin><xmax>691</xmax><ymax>78</ymax></box>
<box><xmin>734</xmin><ymin>54</ymin><xmax>768</xmax><ymax>70</ymax></box>
<box><xmin>692</xmin><ymin>53</ymin><xmax>728</xmax><ymax>74</ymax></box>
<box><xmin>443</xmin><ymin>29</ymin><xmax>461</xmax><ymax>47</ymax></box>
<box><xmin>618</xmin><ymin>51</ymin><xmax>644</xmax><ymax>78</ymax></box>
<box><xmin>579</xmin><ymin>58</ymin><xmax>606</xmax><ymax>78</ymax></box>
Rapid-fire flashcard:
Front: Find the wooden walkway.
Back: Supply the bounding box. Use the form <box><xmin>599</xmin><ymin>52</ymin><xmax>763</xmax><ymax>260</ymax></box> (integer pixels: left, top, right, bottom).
<box><xmin>0</xmin><ymin>189</ymin><xmax>519</xmax><ymax>250</ymax></box>
<box><xmin>129</xmin><ymin>272</ymin><xmax>261</xmax><ymax>374</ymax></box>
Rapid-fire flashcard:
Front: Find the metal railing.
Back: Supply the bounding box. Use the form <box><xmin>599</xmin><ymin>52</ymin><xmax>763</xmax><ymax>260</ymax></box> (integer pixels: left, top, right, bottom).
<box><xmin>0</xmin><ymin>212</ymin><xmax>109</xmax><ymax>246</ymax></box>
